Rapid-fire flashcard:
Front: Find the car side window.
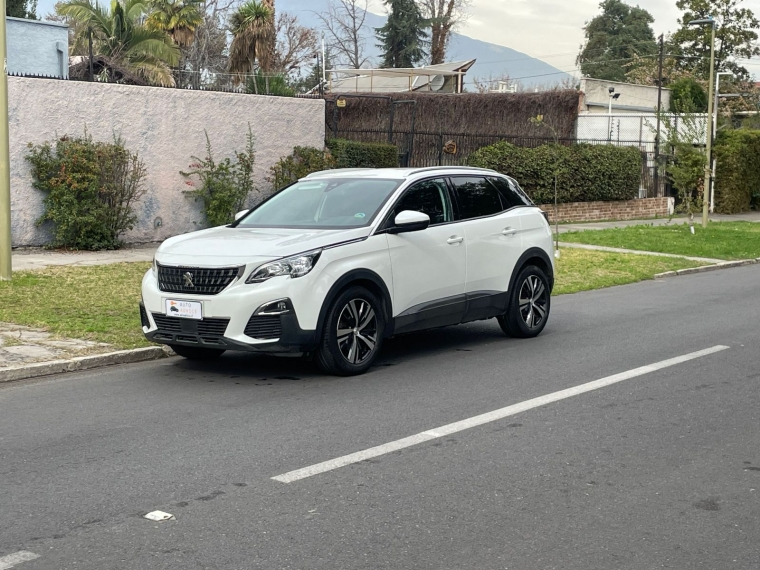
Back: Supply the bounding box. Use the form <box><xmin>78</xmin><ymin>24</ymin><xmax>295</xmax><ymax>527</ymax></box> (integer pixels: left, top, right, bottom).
<box><xmin>488</xmin><ymin>177</ymin><xmax>532</xmax><ymax>208</ymax></box>
<box><xmin>393</xmin><ymin>178</ymin><xmax>451</xmax><ymax>225</ymax></box>
<box><xmin>451</xmin><ymin>176</ymin><xmax>504</xmax><ymax>220</ymax></box>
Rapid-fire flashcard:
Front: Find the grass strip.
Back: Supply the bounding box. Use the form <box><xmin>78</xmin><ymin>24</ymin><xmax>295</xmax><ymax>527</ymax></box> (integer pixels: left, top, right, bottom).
<box><xmin>0</xmin><ymin>251</ymin><xmax>708</xmax><ymax>349</ymax></box>
<box><xmin>560</xmin><ymin>221</ymin><xmax>760</xmax><ymax>261</ymax></box>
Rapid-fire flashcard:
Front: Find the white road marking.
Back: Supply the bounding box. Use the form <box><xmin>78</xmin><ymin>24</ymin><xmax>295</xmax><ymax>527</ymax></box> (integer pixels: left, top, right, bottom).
<box><xmin>273</xmin><ymin>345</ymin><xmax>730</xmax><ymax>484</ymax></box>
<box><xmin>0</xmin><ymin>551</ymin><xmax>40</xmax><ymax>570</ymax></box>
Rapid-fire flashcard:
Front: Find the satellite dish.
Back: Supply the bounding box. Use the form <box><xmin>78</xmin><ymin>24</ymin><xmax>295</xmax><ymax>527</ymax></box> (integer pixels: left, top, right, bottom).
<box><xmin>429</xmin><ymin>74</ymin><xmax>446</xmax><ymax>91</ymax></box>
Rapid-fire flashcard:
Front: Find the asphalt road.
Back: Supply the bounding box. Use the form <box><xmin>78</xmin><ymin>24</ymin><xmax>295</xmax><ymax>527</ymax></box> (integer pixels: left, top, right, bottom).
<box><xmin>1</xmin><ymin>267</ymin><xmax>759</xmax><ymax>570</ymax></box>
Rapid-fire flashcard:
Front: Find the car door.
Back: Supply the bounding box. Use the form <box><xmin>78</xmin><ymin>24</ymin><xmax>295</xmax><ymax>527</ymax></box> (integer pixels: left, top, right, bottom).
<box><xmin>384</xmin><ymin>177</ymin><xmax>467</xmax><ymax>334</ymax></box>
<box><xmin>449</xmin><ymin>175</ymin><xmax>525</xmax><ymax>320</ymax></box>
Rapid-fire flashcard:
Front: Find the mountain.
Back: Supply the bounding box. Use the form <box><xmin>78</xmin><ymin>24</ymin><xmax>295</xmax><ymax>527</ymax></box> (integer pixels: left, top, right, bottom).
<box><xmin>279</xmin><ymin>0</ymin><xmax>572</xmax><ymax>89</ymax></box>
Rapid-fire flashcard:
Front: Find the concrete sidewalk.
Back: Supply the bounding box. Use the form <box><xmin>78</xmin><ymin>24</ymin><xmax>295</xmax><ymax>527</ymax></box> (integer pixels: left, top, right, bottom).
<box><xmin>11</xmin><ymin>243</ymin><xmax>157</xmax><ymax>271</ymax></box>
<box><xmin>558</xmin><ymin>212</ymin><xmax>760</xmax><ymax>233</ymax></box>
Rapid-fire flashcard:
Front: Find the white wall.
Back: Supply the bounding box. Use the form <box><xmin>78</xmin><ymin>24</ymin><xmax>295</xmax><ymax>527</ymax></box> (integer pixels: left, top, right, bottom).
<box><xmin>577</xmin><ymin>113</ymin><xmax>708</xmax><ymax>150</ymax></box>
<box><xmin>580</xmin><ymin>78</ymin><xmax>670</xmax><ymax>114</ymax></box>
<box><xmin>7</xmin><ymin>18</ymin><xmax>69</xmax><ymax>79</ymax></box>
<box><xmin>9</xmin><ymin>77</ymin><xmax>325</xmax><ymax>246</ymax></box>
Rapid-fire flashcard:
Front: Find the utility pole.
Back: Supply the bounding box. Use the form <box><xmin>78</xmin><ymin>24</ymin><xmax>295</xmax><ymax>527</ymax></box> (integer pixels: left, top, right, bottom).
<box><xmin>0</xmin><ymin>0</ymin><xmax>13</xmax><ymax>281</ymax></box>
<box><xmin>654</xmin><ymin>34</ymin><xmax>664</xmax><ymax>198</ymax></box>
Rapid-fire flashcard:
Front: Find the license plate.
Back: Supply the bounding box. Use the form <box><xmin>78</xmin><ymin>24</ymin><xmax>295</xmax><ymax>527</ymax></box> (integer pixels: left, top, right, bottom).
<box><xmin>165</xmin><ymin>299</ymin><xmax>202</xmax><ymax>320</ymax></box>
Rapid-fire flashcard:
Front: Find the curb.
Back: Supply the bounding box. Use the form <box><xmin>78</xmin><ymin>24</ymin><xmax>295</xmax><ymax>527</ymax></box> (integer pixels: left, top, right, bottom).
<box><xmin>655</xmin><ymin>258</ymin><xmax>760</xmax><ymax>280</ymax></box>
<box><xmin>0</xmin><ymin>346</ymin><xmax>174</xmax><ymax>384</ymax></box>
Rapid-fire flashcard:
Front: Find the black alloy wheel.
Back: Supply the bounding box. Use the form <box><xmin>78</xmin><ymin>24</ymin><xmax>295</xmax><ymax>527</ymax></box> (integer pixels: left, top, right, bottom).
<box><xmin>498</xmin><ymin>265</ymin><xmax>551</xmax><ymax>338</ymax></box>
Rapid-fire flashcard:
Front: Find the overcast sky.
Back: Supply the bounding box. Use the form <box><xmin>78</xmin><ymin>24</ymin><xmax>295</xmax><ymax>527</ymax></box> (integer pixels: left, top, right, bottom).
<box><xmin>366</xmin><ymin>0</ymin><xmax>760</xmax><ymax>79</ymax></box>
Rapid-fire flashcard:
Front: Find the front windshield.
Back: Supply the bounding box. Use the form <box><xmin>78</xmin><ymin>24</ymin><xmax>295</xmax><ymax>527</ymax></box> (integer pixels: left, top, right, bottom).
<box><xmin>238</xmin><ymin>178</ymin><xmax>402</xmax><ymax>229</ymax></box>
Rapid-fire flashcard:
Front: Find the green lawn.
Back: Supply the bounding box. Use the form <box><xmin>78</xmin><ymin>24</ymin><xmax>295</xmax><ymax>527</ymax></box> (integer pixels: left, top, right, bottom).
<box><xmin>561</xmin><ymin>221</ymin><xmax>760</xmax><ymax>261</ymax></box>
<box><xmin>0</xmin><ymin>251</ymin><xmax>707</xmax><ymax>349</ymax></box>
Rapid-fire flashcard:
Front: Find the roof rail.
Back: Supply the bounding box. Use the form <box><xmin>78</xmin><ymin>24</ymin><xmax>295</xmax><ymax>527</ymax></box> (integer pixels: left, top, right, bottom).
<box><xmin>407</xmin><ymin>166</ymin><xmax>498</xmax><ymax>175</ymax></box>
<box><xmin>304</xmin><ymin>168</ymin><xmax>375</xmax><ymax>178</ymax></box>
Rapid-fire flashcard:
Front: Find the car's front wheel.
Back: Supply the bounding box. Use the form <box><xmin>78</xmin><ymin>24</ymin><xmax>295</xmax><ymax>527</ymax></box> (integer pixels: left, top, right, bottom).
<box><xmin>317</xmin><ymin>286</ymin><xmax>385</xmax><ymax>376</ymax></box>
<box><xmin>498</xmin><ymin>265</ymin><xmax>551</xmax><ymax>338</ymax></box>
<box><xmin>169</xmin><ymin>344</ymin><xmax>226</xmax><ymax>360</ymax></box>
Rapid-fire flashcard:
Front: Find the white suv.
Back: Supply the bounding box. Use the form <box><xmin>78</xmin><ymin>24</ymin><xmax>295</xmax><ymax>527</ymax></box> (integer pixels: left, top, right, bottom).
<box><xmin>140</xmin><ymin>167</ymin><xmax>555</xmax><ymax>375</ymax></box>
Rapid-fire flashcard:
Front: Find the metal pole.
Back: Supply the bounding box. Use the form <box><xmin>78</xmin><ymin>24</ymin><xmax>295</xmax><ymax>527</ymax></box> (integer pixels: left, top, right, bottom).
<box><xmin>654</xmin><ymin>34</ymin><xmax>664</xmax><ymax>198</ymax></box>
<box><xmin>0</xmin><ymin>1</ymin><xmax>12</xmax><ymax>280</ymax></box>
<box><xmin>608</xmin><ymin>95</ymin><xmax>613</xmax><ymax>142</ymax></box>
<box><xmin>702</xmin><ymin>22</ymin><xmax>716</xmax><ymax>228</ymax></box>
<box><xmin>88</xmin><ymin>27</ymin><xmax>94</xmax><ymax>81</ymax></box>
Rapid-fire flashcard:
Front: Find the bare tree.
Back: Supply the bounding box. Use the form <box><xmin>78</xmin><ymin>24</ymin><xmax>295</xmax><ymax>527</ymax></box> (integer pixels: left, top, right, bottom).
<box><xmin>472</xmin><ymin>73</ymin><xmax>519</xmax><ymax>94</ymax></box>
<box><xmin>316</xmin><ymin>0</ymin><xmax>371</xmax><ymax>69</ymax></box>
<box><xmin>417</xmin><ymin>0</ymin><xmax>471</xmax><ymax>65</ymax></box>
<box><xmin>182</xmin><ymin>0</ymin><xmax>233</xmax><ymax>88</ymax></box>
<box><xmin>274</xmin><ymin>12</ymin><xmax>319</xmax><ymax>76</ymax></box>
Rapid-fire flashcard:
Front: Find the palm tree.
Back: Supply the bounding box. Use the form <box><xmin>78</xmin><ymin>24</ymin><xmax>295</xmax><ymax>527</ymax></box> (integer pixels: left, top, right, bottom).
<box><xmin>146</xmin><ymin>0</ymin><xmax>203</xmax><ymax>48</ymax></box>
<box><xmin>228</xmin><ymin>0</ymin><xmax>275</xmax><ymax>84</ymax></box>
<box><xmin>58</xmin><ymin>0</ymin><xmax>180</xmax><ymax>86</ymax></box>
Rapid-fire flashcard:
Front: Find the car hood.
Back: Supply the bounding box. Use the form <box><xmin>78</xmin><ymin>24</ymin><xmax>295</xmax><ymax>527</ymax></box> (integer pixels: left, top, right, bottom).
<box><xmin>155</xmin><ymin>225</ymin><xmax>371</xmax><ymax>267</ymax></box>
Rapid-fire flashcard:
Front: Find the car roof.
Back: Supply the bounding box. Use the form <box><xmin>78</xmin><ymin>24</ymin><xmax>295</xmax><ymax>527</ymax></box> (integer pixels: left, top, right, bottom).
<box><xmin>302</xmin><ymin>166</ymin><xmax>502</xmax><ymax>181</ymax></box>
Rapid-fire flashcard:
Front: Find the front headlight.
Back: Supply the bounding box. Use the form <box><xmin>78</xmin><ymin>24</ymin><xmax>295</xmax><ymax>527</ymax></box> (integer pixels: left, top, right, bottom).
<box><xmin>246</xmin><ymin>250</ymin><xmax>322</xmax><ymax>284</ymax></box>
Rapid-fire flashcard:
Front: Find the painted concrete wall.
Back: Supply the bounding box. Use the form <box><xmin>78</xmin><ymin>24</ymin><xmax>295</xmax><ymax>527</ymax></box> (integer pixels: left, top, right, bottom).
<box><xmin>9</xmin><ymin>77</ymin><xmax>326</xmax><ymax>246</ymax></box>
<box><xmin>7</xmin><ymin>18</ymin><xmax>69</xmax><ymax>78</ymax></box>
<box><xmin>580</xmin><ymin>78</ymin><xmax>671</xmax><ymax>114</ymax></box>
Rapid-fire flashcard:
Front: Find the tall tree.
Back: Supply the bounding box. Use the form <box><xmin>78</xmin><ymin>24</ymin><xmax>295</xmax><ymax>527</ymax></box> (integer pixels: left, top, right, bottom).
<box><xmin>146</xmin><ymin>0</ymin><xmax>203</xmax><ymax>47</ymax></box>
<box><xmin>416</xmin><ymin>0</ymin><xmax>471</xmax><ymax>65</ymax></box>
<box><xmin>317</xmin><ymin>0</ymin><xmax>371</xmax><ymax>69</ymax></box>
<box><xmin>672</xmin><ymin>0</ymin><xmax>760</xmax><ymax>80</ymax></box>
<box><xmin>273</xmin><ymin>12</ymin><xmax>318</xmax><ymax>76</ymax></box>
<box><xmin>181</xmin><ymin>0</ymin><xmax>232</xmax><ymax>89</ymax></box>
<box><xmin>375</xmin><ymin>0</ymin><xmax>428</xmax><ymax>68</ymax></box>
<box><xmin>7</xmin><ymin>0</ymin><xmax>37</xmax><ymax>18</ymax></box>
<box><xmin>576</xmin><ymin>0</ymin><xmax>658</xmax><ymax>82</ymax></box>
<box><xmin>228</xmin><ymin>0</ymin><xmax>275</xmax><ymax>78</ymax></box>
<box><xmin>58</xmin><ymin>0</ymin><xmax>179</xmax><ymax>85</ymax></box>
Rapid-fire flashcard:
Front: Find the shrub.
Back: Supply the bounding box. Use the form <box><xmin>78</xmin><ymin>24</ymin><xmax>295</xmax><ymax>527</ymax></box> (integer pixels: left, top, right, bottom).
<box><xmin>669</xmin><ymin>78</ymin><xmax>709</xmax><ymax>113</ymax></box>
<box><xmin>246</xmin><ymin>73</ymin><xmax>295</xmax><ymax>97</ymax></box>
<box><xmin>182</xmin><ymin>126</ymin><xmax>257</xmax><ymax>227</ymax></box>
<box><xmin>267</xmin><ymin>146</ymin><xmax>337</xmax><ymax>191</ymax></box>
<box><xmin>714</xmin><ymin>130</ymin><xmax>760</xmax><ymax>214</ymax></box>
<box><xmin>26</xmin><ymin>133</ymin><xmax>147</xmax><ymax>250</ymax></box>
<box><xmin>326</xmin><ymin>138</ymin><xmax>399</xmax><ymax>169</ymax></box>
<box><xmin>467</xmin><ymin>141</ymin><xmax>641</xmax><ymax>204</ymax></box>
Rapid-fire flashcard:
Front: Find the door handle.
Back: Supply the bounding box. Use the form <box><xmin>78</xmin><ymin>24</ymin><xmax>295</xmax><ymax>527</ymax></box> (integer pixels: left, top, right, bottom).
<box><xmin>502</xmin><ymin>227</ymin><xmax>518</xmax><ymax>236</ymax></box>
<box><xmin>447</xmin><ymin>236</ymin><xmax>464</xmax><ymax>245</ymax></box>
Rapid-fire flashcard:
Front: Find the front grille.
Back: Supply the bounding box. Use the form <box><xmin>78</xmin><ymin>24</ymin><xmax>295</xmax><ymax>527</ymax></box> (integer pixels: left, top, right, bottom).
<box><xmin>152</xmin><ymin>314</ymin><xmax>230</xmax><ymax>337</ymax></box>
<box><xmin>157</xmin><ymin>264</ymin><xmax>241</xmax><ymax>296</ymax></box>
<box><xmin>244</xmin><ymin>315</ymin><xmax>282</xmax><ymax>340</ymax></box>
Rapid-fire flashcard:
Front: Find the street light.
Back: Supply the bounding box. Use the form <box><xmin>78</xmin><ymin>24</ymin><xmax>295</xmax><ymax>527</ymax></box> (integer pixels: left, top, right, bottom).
<box><xmin>689</xmin><ymin>16</ymin><xmax>717</xmax><ymax>228</ymax></box>
<box><xmin>608</xmin><ymin>87</ymin><xmax>621</xmax><ymax>141</ymax></box>
<box><xmin>0</xmin><ymin>0</ymin><xmax>12</xmax><ymax>281</ymax></box>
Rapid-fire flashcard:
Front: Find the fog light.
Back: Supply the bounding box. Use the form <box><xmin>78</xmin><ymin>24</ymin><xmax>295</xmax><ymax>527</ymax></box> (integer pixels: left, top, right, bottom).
<box><xmin>255</xmin><ymin>299</ymin><xmax>293</xmax><ymax>316</ymax></box>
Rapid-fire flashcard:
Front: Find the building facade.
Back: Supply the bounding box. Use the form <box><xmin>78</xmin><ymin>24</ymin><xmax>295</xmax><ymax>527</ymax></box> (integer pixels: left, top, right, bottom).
<box><xmin>7</xmin><ymin>17</ymin><xmax>69</xmax><ymax>79</ymax></box>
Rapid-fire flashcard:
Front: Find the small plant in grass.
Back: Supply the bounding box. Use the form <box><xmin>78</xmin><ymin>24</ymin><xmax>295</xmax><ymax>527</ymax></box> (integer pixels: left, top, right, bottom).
<box><xmin>267</xmin><ymin>146</ymin><xmax>337</xmax><ymax>191</ymax></box>
<box><xmin>182</xmin><ymin>126</ymin><xmax>257</xmax><ymax>227</ymax></box>
<box><xmin>26</xmin><ymin>132</ymin><xmax>147</xmax><ymax>251</ymax></box>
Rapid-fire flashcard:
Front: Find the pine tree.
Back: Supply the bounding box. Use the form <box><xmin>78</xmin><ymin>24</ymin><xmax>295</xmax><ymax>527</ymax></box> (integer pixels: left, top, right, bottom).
<box><xmin>7</xmin><ymin>0</ymin><xmax>37</xmax><ymax>19</ymax></box>
<box><xmin>375</xmin><ymin>0</ymin><xmax>428</xmax><ymax>68</ymax></box>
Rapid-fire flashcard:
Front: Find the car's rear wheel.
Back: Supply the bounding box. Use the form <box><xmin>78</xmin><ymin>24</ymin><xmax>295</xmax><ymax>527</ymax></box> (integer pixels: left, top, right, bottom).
<box><xmin>317</xmin><ymin>286</ymin><xmax>384</xmax><ymax>376</ymax></box>
<box><xmin>169</xmin><ymin>344</ymin><xmax>226</xmax><ymax>360</ymax></box>
<box><xmin>498</xmin><ymin>265</ymin><xmax>551</xmax><ymax>338</ymax></box>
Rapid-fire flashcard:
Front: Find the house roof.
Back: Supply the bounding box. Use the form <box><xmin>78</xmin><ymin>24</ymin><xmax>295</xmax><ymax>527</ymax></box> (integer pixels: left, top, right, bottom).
<box><xmin>328</xmin><ymin>60</ymin><xmax>476</xmax><ymax>93</ymax></box>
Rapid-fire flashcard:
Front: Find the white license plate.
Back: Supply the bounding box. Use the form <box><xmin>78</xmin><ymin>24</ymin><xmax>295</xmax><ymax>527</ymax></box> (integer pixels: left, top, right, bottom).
<box><xmin>165</xmin><ymin>300</ymin><xmax>203</xmax><ymax>320</ymax></box>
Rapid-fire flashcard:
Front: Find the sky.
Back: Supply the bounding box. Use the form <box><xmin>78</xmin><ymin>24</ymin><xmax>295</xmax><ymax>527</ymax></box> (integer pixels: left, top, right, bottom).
<box><xmin>364</xmin><ymin>0</ymin><xmax>760</xmax><ymax>80</ymax></box>
<box><xmin>36</xmin><ymin>0</ymin><xmax>760</xmax><ymax>79</ymax></box>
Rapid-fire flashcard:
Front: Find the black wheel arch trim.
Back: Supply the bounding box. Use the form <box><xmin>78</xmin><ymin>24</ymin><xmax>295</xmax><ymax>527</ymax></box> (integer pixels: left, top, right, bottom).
<box><xmin>316</xmin><ymin>269</ymin><xmax>394</xmax><ymax>340</ymax></box>
<box><xmin>509</xmin><ymin>247</ymin><xmax>555</xmax><ymax>295</ymax></box>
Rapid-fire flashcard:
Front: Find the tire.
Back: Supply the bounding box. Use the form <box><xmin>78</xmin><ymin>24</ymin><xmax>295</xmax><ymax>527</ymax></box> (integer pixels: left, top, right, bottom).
<box><xmin>169</xmin><ymin>344</ymin><xmax>226</xmax><ymax>360</ymax></box>
<box><xmin>498</xmin><ymin>265</ymin><xmax>551</xmax><ymax>339</ymax></box>
<box><xmin>316</xmin><ymin>286</ymin><xmax>385</xmax><ymax>376</ymax></box>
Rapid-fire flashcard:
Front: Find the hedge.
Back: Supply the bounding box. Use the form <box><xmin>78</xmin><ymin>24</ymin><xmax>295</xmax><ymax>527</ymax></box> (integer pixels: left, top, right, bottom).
<box><xmin>714</xmin><ymin>130</ymin><xmax>760</xmax><ymax>214</ymax></box>
<box><xmin>467</xmin><ymin>141</ymin><xmax>642</xmax><ymax>204</ymax></box>
<box><xmin>326</xmin><ymin>138</ymin><xmax>399</xmax><ymax>169</ymax></box>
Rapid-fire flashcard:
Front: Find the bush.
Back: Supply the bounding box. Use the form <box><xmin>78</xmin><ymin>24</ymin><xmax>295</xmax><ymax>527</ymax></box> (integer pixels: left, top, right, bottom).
<box><xmin>246</xmin><ymin>73</ymin><xmax>295</xmax><ymax>97</ymax></box>
<box><xmin>326</xmin><ymin>138</ymin><xmax>399</xmax><ymax>169</ymax></box>
<box><xmin>669</xmin><ymin>78</ymin><xmax>709</xmax><ymax>113</ymax></box>
<box><xmin>467</xmin><ymin>141</ymin><xmax>642</xmax><ymax>204</ymax></box>
<box><xmin>714</xmin><ymin>130</ymin><xmax>760</xmax><ymax>214</ymax></box>
<box><xmin>267</xmin><ymin>146</ymin><xmax>337</xmax><ymax>191</ymax></box>
<box><xmin>26</xmin><ymin>133</ymin><xmax>147</xmax><ymax>250</ymax></box>
<box><xmin>182</xmin><ymin>126</ymin><xmax>257</xmax><ymax>227</ymax></box>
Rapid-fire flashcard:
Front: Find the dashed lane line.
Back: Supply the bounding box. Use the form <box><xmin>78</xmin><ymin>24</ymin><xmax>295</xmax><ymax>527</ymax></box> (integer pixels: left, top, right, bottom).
<box><xmin>0</xmin><ymin>551</ymin><xmax>40</xmax><ymax>570</ymax></box>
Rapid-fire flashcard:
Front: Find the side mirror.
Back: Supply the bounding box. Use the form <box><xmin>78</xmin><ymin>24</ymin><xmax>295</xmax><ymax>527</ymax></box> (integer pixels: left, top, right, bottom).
<box><xmin>234</xmin><ymin>210</ymin><xmax>249</xmax><ymax>221</ymax></box>
<box><xmin>389</xmin><ymin>210</ymin><xmax>430</xmax><ymax>234</ymax></box>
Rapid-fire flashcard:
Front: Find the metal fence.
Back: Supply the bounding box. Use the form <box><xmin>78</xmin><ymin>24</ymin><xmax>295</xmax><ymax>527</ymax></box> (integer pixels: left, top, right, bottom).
<box><xmin>327</xmin><ymin>126</ymin><xmax>672</xmax><ymax>198</ymax></box>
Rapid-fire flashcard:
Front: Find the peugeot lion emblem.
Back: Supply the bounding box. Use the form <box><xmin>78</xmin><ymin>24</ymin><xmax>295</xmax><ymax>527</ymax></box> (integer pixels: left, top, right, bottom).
<box><xmin>183</xmin><ymin>272</ymin><xmax>195</xmax><ymax>288</ymax></box>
